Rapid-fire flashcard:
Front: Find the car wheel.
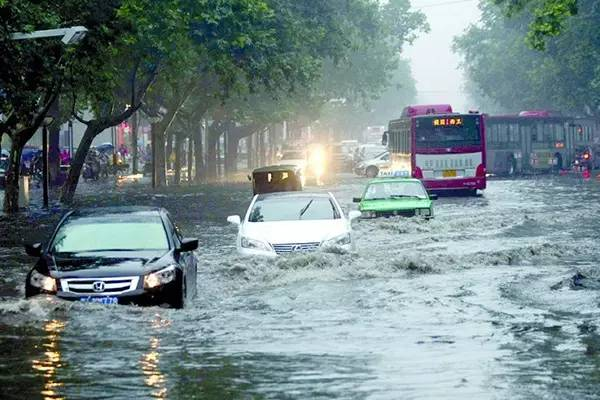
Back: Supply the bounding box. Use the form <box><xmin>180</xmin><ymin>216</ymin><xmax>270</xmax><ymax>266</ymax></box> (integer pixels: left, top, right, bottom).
<box><xmin>168</xmin><ymin>276</ymin><xmax>186</xmax><ymax>309</ymax></box>
<box><xmin>366</xmin><ymin>166</ymin><xmax>378</xmax><ymax>178</ymax></box>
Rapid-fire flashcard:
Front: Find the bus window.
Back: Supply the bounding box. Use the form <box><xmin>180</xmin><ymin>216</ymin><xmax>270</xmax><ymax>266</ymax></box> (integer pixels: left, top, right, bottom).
<box><xmin>509</xmin><ymin>126</ymin><xmax>519</xmax><ymax>142</ymax></box>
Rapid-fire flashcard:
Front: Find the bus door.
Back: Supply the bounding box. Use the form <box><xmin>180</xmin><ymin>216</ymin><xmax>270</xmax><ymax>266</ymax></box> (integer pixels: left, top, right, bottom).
<box><xmin>520</xmin><ymin>121</ymin><xmax>533</xmax><ymax>172</ymax></box>
<box><xmin>565</xmin><ymin>120</ymin><xmax>576</xmax><ymax>165</ymax></box>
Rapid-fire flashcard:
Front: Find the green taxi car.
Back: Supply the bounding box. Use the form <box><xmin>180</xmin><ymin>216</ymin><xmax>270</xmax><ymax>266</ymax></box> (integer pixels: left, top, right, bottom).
<box><xmin>353</xmin><ymin>178</ymin><xmax>436</xmax><ymax>218</ymax></box>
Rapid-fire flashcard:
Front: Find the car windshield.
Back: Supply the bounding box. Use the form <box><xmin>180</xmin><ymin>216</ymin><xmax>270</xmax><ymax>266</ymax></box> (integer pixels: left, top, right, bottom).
<box><xmin>248</xmin><ymin>196</ymin><xmax>341</xmax><ymax>222</ymax></box>
<box><xmin>51</xmin><ymin>214</ymin><xmax>169</xmax><ymax>254</ymax></box>
<box><xmin>364</xmin><ymin>181</ymin><xmax>428</xmax><ymax>200</ymax></box>
<box><xmin>281</xmin><ymin>151</ymin><xmax>305</xmax><ymax>160</ymax></box>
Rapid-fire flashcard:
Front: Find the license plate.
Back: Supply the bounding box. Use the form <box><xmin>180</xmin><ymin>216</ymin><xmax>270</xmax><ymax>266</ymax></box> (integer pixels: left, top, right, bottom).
<box><xmin>79</xmin><ymin>296</ymin><xmax>118</xmax><ymax>305</ymax></box>
<box><xmin>442</xmin><ymin>169</ymin><xmax>457</xmax><ymax>178</ymax></box>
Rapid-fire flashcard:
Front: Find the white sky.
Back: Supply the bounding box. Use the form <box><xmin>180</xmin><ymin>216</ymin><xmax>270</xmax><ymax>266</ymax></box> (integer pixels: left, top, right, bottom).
<box><xmin>404</xmin><ymin>0</ymin><xmax>481</xmax><ymax>113</ymax></box>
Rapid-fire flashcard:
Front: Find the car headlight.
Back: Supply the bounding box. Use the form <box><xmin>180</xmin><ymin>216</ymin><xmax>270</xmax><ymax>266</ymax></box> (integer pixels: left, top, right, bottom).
<box><xmin>144</xmin><ymin>265</ymin><xmax>177</xmax><ymax>289</ymax></box>
<box><xmin>361</xmin><ymin>211</ymin><xmax>377</xmax><ymax>219</ymax></box>
<box><xmin>30</xmin><ymin>270</ymin><xmax>57</xmax><ymax>292</ymax></box>
<box><xmin>416</xmin><ymin>208</ymin><xmax>432</xmax><ymax>216</ymax></box>
<box><xmin>241</xmin><ymin>237</ymin><xmax>272</xmax><ymax>252</ymax></box>
<box><xmin>324</xmin><ymin>233</ymin><xmax>352</xmax><ymax>247</ymax></box>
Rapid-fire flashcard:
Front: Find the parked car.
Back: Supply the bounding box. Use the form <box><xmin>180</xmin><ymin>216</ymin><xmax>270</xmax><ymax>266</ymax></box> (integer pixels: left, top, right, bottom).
<box><xmin>227</xmin><ymin>192</ymin><xmax>361</xmax><ymax>257</ymax></box>
<box><xmin>354</xmin><ymin>178</ymin><xmax>436</xmax><ymax>218</ymax></box>
<box><xmin>354</xmin><ymin>151</ymin><xmax>389</xmax><ymax>177</ymax></box>
<box><xmin>25</xmin><ymin>207</ymin><xmax>198</xmax><ymax>308</ymax></box>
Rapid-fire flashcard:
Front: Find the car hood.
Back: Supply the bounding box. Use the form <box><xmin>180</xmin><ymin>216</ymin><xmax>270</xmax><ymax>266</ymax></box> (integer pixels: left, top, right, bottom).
<box><xmin>48</xmin><ymin>250</ymin><xmax>172</xmax><ymax>278</ymax></box>
<box><xmin>360</xmin><ymin>198</ymin><xmax>431</xmax><ymax>212</ymax></box>
<box><xmin>241</xmin><ymin>219</ymin><xmax>349</xmax><ymax>244</ymax></box>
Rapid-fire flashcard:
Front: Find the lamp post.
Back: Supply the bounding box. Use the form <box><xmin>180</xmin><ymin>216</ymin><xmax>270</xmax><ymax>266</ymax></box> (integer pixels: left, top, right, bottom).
<box><xmin>42</xmin><ymin>116</ymin><xmax>55</xmax><ymax>208</ymax></box>
<box><xmin>11</xmin><ymin>26</ymin><xmax>88</xmax><ymax>45</ymax></box>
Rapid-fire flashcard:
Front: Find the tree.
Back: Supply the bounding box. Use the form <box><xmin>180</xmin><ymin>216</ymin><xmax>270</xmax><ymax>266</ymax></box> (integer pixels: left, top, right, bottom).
<box><xmin>492</xmin><ymin>0</ymin><xmax>579</xmax><ymax>49</ymax></box>
<box><xmin>455</xmin><ymin>0</ymin><xmax>600</xmax><ymax>116</ymax></box>
<box><xmin>0</xmin><ymin>0</ymin><xmax>127</xmax><ymax>212</ymax></box>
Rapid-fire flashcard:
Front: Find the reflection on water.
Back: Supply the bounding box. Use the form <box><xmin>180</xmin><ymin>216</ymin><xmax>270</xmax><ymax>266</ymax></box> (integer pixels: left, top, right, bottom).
<box><xmin>31</xmin><ymin>320</ymin><xmax>65</xmax><ymax>400</ymax></box>
<box><xmin>140</xmin><ymin>337</ymin><xmax>167</xmax><ymax>399</ymax></box>
<box><xmin>140</xmin><ymin>313</ymin><xmax>171</xmax><ymax>399</ymax></box>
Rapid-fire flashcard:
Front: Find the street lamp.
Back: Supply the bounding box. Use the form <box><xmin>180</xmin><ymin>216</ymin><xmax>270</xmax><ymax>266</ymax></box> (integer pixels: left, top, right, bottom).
<box><xmin>10</xmin><ymin>25</ymin><xmax>87</xmax><ymax>208</ymax></box>
<box><xmin>11</xmin><ymin>26</ymin><xmax>88</xmax><ymax>45</ymax></box>
<box><xmin>42</xmin><ymin>116</ymin><xmax>55</xmax><ymax>208</ymax></box>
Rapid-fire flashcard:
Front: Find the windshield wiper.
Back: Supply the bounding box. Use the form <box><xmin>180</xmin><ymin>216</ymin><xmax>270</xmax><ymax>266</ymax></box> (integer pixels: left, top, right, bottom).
<box><xmin>389</xmin><ymin>194</ymin><xmax>423</xmax><ymax>199</ymax></box>
<box><xmin>298</xmin><ymin>199</ymin><xmax>314</xmax><ymax>219</ymax></box>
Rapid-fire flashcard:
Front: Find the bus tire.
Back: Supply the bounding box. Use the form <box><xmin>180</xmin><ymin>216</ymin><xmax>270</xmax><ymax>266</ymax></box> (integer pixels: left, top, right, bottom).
<box><xmin>366</xmin><ymin>166</ymin><xmax>379</xmax><ymax>178</ymax></box>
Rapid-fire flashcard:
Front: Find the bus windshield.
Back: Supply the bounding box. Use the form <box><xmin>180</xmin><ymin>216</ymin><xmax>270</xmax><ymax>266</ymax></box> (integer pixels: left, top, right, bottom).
<box><xmin>415</xmin><ymin>115</ymin><xmax>482</xmax><ymax>149</ymax></box>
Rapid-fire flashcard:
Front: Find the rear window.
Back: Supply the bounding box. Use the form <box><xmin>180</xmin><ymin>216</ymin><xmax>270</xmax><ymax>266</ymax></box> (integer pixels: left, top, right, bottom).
<box><xmin>51</xmin><ymin>214</ymin><xmax>169</xmax><ymax>254</ymax></box>
<box><xmin>248</xmin><ymin>196</ymin><xmax>341</xmax><ymax>222</ymax></box>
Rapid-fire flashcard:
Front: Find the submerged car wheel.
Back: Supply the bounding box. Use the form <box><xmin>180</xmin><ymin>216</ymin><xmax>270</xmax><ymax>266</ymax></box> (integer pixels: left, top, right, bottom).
<box><xmin>366</xmin><ymin>166</ymin><xmax>379</xmax><ymax>178</ymax></box>
<box><xmin>168</xmin><ymin>276</ymin><xmax>186</xmax><ymax>309</ymax></box>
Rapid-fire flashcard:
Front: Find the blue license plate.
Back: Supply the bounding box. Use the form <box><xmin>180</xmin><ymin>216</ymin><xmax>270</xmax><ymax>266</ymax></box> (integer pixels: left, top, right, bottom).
<box><xmin>79</xmin><ymin>296</ymin><xmax>118</xmax><ymax>305</ymax></box>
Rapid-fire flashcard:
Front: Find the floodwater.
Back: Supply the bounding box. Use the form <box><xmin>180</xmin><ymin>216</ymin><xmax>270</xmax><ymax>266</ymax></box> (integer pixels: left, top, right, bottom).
<box><xmin>1</xmin><ymin>175</ymin><xmax>600</xmax><ymax>399</ymax></box>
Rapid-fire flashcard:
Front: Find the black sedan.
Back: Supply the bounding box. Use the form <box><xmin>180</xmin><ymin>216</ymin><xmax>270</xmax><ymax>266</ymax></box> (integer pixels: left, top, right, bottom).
<box><xmin>25</xmin><ymin>207</ymin><xmax>198</xmax><ymax>308</ymax></box>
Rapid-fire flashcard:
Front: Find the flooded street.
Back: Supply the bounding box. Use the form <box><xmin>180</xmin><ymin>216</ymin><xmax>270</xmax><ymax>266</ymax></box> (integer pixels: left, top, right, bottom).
<box><xmin>2</xmin><ymin>176</ymin><xmax>600</xmax><ymax>399</ymax></box>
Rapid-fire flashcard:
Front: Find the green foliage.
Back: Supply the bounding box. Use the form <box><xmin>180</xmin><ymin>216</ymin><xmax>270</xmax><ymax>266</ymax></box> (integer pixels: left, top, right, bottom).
<box><xmin>492</xmin><ymin>0</ymin><xmax>579</xmax><ymax>49</ymax></box>
<box><xmin>455</xmin><ymin>0</ymin><xmax>600</xmax><ymax>116</ymax></box>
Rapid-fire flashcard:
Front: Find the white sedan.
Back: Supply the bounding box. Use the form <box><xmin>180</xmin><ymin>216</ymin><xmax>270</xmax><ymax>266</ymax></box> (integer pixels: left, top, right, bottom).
<box><xmin>227</xmin><ymin>192</ymin><xmax>361</xmax><ymax>257</ymax></box>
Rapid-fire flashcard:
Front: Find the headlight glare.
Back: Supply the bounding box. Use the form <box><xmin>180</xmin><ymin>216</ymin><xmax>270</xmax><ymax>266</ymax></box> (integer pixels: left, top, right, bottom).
<box><xmin>144</xmin><ymin>265</ymin><xmax>177</xmax><ymax>289</ymax></box>
<box><xmin>241</xmin><ymin>237</ymin><xmax>272</xmax><ymax>252</ymax></box>
<box><xmin>30</xmin><ymin>270</ymin><xmax>57</xmax><ymax>292</ymax></box>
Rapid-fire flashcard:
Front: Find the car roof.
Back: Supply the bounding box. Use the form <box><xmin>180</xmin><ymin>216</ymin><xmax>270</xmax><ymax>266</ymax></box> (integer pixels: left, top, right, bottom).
<box><xmin>368</xmin><ymin>178</ymin><xmax>422</xmax><ymax>184</ymax></box>
<box><xmin>253</xmin><ymin>164</ymin><xmax>301</xmax><ymax>173</ymax></box>
<box><xmin>257</xmin><ymin>192</ymin><xmax>331</xmax><ymax>200</ymax></box>
<box><xmin>69</xmin><ymin>206</ymin><xmax>165</xmax><ymax>218</ymax></box>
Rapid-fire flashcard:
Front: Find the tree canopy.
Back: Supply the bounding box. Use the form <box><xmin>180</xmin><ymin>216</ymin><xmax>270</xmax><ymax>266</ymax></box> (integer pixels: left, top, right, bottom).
<box><xmin>455</xmin><ymin>0</ymin><xmax>600</xmax><ymax>116</ymax></box>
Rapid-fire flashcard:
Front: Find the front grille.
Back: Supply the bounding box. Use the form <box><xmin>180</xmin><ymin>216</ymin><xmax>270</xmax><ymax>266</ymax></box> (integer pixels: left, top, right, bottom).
<box><xmin>377</xmin><ymin>210</ymin><xmax>416</xmax><ymax>218</ymax></box>
<box><xmin>61</xmin><ymin>276</ymin><xmax>139</xmax><ymax>295</ymax></box>
<box><xmin>272</xmin><ymin>242</ymin><xmax>321</xmax><ymax>255</ymax></box>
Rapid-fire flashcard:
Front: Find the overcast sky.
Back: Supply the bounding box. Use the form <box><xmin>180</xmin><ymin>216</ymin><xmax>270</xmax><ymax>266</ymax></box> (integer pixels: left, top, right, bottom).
<box><xmin>404</xmin><ymin>0</ymin><xmax>481</xmax><ymax>113</ymax></box>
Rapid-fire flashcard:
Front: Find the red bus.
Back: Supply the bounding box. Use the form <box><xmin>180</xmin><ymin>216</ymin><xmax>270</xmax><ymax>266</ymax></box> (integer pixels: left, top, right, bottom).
<box><xmin>381</xmin><ymin>104</ymin><xmax>486</xmax><ymax>194</ymax></box>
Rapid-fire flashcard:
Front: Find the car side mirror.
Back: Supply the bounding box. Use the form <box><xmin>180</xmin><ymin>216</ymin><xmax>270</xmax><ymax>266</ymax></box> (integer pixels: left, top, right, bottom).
<box><xmin>348</xmin><ymin>211</ymin><xmax>361</xmax><ymax>221</ymax></box>
<box><xmin>429</xmin><ymin>194</ymin><xmax>438</xmax><ymax>200</ymax></box>
<box><xmin>352</xmin><ymin>197</ymin><xmax>362</xmax><ymax>203</ymax></box>
<box><xmin>179</xmin><ymin>238</ymin><xmax>198</xmax><ymax>252</ymax></box>
<box><xmin>25</xmin><ymin>242</ymin><xmax>43</xmax><ymax>257</ymax></box>
<box><xmin>227</xmin><ymin>215</ymin><xmax>241</xmax><ymax>225</ymax></box>
<box><xmin>247</xmin><ymin>175</ymin><xmax>252</xmax><ymax>182</ymax></box>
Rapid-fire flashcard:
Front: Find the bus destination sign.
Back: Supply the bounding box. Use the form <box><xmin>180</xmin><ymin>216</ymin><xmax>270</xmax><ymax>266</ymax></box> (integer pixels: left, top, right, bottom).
<box><xmin>433</xmin><ymin>117</ymin><xmax>463</xmax><ymax>127</ymax></box>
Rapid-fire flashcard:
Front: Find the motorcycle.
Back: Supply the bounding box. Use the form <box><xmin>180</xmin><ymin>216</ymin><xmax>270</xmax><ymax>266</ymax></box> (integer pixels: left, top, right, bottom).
<box><xmin>82</xmin><ymin>151</ymin><xmax>101</xmax><ymax>181</ymax></box>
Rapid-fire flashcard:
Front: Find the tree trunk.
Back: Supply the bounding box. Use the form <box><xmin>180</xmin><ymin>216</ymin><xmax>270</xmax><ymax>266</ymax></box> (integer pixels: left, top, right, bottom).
<box><xmin>206</xmin><ymin>130</ymin><xmax>218</xmax><ymax>181</ymax></box>
<box><xmin>187</xmin><ymin>138</ymin><xmax>193</xmax><ymax>183</ymax></box>
<box><xmin>226</xmin><ymin>134</ymin><xmax>240</xmax><ymax>176</ymax></box>
<box><xmin>173</xmin><ymin>132</ymin><xmax>183</xmax><ymax>185</ymax></box>
<box><xmin>3</xmin><ymin>140</ymin><xmax>24</xmax><ymax>212</ymax></box>
<box><xmin>194</xmin><ymin>123</ymin><xmax>204</xmax><ymax>183</ymax></box>
<box><xmin>247</xmin><ymin>134</ymin><xmax>253</xmax><ymax>170</ymax></box>
<box><xmin>166</xmin><ymin>129</ymin><xmax>174</xmax><ymax>172</ymax></box>
<box><xmin>152</xmin><ymin>122</ymin><xmax>167</xmax><ymax>187</ymax></box>
<box><xmin>130</xmin><ymin>113</ymin><xmax>139</xmax><ymax>174</ymax></box>
<box><xmin>258</xmin><ymin>130</ymin><xmax>265</xmax><ymax>167</ymax></box>
<box><xmin>60</xmin><ymin>124</ymin><xmax>99</xmax><ymax>204</ymax></box>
